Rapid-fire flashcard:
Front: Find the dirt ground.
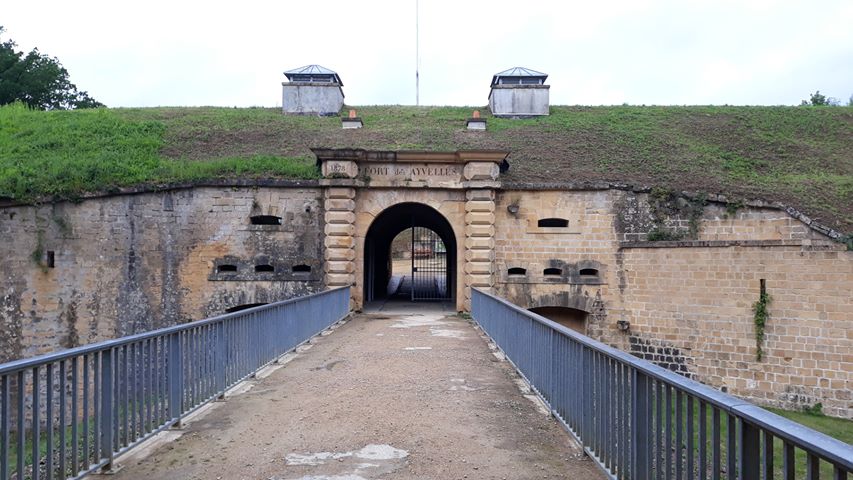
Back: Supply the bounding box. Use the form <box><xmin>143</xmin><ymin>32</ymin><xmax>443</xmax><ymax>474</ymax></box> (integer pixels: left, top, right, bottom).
<box><xmin>112</xmin><ymin>305</ymin><xmax>603</xmax><ymax>480</ymax></box>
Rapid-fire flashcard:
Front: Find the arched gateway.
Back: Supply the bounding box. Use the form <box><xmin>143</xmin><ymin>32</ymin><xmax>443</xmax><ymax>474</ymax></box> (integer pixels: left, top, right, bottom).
<box><xmin>363</xmin><ymin>203</ymin><xmax>457</xmax><ymax>305</ymax></box>
<box><xmin>314</xmin><ymin>148</ymin><xmax>509</xmax><ymax>311</ymax></box>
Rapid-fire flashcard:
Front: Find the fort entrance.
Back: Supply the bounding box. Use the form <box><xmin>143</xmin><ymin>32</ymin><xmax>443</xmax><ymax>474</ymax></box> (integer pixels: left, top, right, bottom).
<box><xmin>315</xmin><ymin>148</ymin><xmax>508</xmax><ymax>311</ymax></box>
<box><xmin>363</xmin><ymin>202</ymin><xmax>456</xmax><ymax>305</ymax></box>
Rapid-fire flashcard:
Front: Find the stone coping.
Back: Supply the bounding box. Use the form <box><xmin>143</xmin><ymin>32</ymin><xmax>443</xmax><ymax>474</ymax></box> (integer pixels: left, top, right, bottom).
<box><xmin>0</xmin><ymin>178</ymin><xmax>845</xmax><ymax>242</ymax></box>
<box><xmin>619</xmin><ymin>239</ymin><xmax>846</xmax><ymax>250</ymax></box>
<box><xmin>311</xmin><ymin>148</ymin><xmax>510</xmax><ymax>165</ymax></box>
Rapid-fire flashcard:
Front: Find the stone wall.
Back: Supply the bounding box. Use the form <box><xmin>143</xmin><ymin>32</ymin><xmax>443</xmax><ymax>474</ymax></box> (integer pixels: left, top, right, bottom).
<box><xmin>0</xmin><ymin>186</ymin><xmax>325</xmax><ymax>362</ymax></box>
<box><xmin>1</xmin><ymin>183</ymin><xmax>850</xmax><ymax>417</ymax></box>
<box><xmin>493</xmin><ymin>189</ymin><xmax>621</xmax><ymax>340</ymax></box>
<box><xmin>620</xmin><ymin>244</ymin><xmax>851</xmax><ymax>418</ymax></box>
<box><xmin>492</xmin><ymin>188</ymin><xmax>851</xmax><ymax>418</ymax></box>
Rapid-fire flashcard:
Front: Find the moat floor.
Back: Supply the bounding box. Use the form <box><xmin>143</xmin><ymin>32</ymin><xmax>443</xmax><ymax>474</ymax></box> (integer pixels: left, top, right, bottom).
<box><xmin>113</xmin><ymin>309</ymin><xmax>603</xmax><ymax>480</ymax></box>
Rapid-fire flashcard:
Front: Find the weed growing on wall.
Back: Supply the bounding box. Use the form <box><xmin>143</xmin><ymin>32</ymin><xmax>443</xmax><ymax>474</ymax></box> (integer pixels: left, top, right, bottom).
<box><xmin>753</xmin><ymin>288</ymin><xmax>771</xmax><ymax>361</ymax></box>
<box><xmin>31</xmin><ymin>230</ymin><xmax>47</xmax><ymax>273</ymax></box>
<box><xmin>646</xmin><ymin>188</ymin><xmax>707</xmax><ymax>241</ymax></box>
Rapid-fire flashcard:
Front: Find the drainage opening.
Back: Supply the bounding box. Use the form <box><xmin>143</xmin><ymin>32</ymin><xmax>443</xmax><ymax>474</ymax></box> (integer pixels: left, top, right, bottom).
<box><xmin>250</xmin><ymin>215</ymin><xmax>282</xmax><ymax>226</ymax></box>
<box><xmin>226</xmin><ymin>303</ymin><xmax>267</xmax><ymax>313</ymax></box>
<box><xmin>217</xmin><ymin>264</ymin><xmax>238</xmax><ymax>273</ymax></box>
<box><xmin>292</xmin><ymin>264</ymin><xmax>311</xmax><ymax>274</ymax></box>
<box><xmin>255</xmin><ymin>264</ymin><xmax>274</xmax><ymax>273</ymax></box>
<box><xmin>537</xmin><ymin>218</ymin><xmax>569</xmax><ymax>228</ymax></box>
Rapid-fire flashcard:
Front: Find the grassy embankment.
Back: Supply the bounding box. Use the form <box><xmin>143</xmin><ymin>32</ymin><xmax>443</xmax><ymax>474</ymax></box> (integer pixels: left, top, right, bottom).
<box><xmin>1</xmin><ymin>103</ymin><xmax>850</xmax><ymax>232</ymax></box>
<box><xmin>0</xmin><ymin>103</ymin><xmax>317</xmax><ymax>203</ymax></box>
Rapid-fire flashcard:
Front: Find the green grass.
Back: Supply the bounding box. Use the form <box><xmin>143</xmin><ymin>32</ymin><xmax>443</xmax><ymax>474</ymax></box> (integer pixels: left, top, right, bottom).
<box><xmin>0</xmin><ymin>103</ymin><xmax>317</xmax><ymax>203</ymax></box>
<box><xmin>653</xmin><ymin>395</ymin><xmax>853</xmax><ymax>479</ymax></box>
<box><xmin>2</xmin><ymin>102</ymin><xmax>851</xmax><ymax>231</ymax></box>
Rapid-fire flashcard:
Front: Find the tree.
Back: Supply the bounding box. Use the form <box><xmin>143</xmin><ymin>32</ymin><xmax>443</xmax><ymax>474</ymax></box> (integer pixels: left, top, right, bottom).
<box><xmin>800</xmin><ymin>90</ymin><xmax>840</xmax><ymax>106</ymax></box>
<box><xmin>0</xmin><ymin>26</ymin><xmax>103</xmax><ymax>110</ymax></box>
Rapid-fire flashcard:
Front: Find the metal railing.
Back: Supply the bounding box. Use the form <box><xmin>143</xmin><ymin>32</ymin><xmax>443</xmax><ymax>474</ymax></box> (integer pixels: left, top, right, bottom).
<box><xmin>0</xmin><ymin>286</ymin><xmax>350</xmax><ymax>480</ymax></box>
<box><xmin>471</xmin><ymin>288</ymin><xmax>852</xmax><ymax>480</ymax></box>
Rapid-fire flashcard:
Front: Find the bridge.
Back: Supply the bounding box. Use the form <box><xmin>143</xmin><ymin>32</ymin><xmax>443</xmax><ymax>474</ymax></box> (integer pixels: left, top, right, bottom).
<box><xmin>0</xmin><ymin>288</ymin><xmax>851</xmax><ymax>480</ymax></box>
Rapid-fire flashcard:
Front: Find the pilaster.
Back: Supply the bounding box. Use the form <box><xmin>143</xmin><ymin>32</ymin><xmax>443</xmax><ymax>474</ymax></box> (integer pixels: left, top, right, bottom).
<box><xmin>324</xmin><ymin>188</ymin><xmax>357</xmax><ymax>296</ymax></box>
<box><xmin>464</xmin><ymin>188</ymin><xmax>496</xmax><ymax>310</ymax></box>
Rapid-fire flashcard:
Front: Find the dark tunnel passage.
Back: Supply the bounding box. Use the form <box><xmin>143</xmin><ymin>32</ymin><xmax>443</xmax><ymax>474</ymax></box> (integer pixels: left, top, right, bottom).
<box><xmin>363</xmin><ymin>203</ymin><xmax>456</xmax><ymax>304</ymax></box>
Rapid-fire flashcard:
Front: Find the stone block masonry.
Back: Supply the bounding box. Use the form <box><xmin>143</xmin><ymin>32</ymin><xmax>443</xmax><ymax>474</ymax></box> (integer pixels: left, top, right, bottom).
<box><xmin>1</xmin><ymin>181</ymin><xmax>850</xmax><ymax>418</ymax></box>
<box><xmin>324</xmin><ymin>187</ymin><xmax>357</xmax><ymax>309</ymax></box>
<box><xmin>0</xmin><ymin>187</ymin><xmax>326</xmax><ymax>362</ymax></box>
<box><xmin>464</xmin><ymin>189</ymin><xmax>496</xmax><ymax>310</ymax></box>
<box><xmin>620</xmin><ymin>244</ymin><xmax>852</xmax><ymax>418</ymax></box>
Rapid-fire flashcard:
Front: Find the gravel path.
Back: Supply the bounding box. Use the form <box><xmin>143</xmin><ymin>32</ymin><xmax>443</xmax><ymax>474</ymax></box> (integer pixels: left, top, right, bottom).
<box><xmin>113</xmin><ymin>306</ymin><xmax>603</xmax><ymax>480</ymax></box>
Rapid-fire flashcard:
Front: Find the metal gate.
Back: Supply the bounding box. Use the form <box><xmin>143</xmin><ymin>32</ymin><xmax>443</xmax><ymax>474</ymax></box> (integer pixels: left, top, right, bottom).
<box><xmin>410</xmin><ymin>225</ymin><xmax>449</xmax><ymax>301</ymax></box>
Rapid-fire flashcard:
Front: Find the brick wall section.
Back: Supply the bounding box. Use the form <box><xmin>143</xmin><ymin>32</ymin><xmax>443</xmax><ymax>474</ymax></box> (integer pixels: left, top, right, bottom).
<box><xmin>621</xmin><ymin>244</ymin><xmax>851</xmax><ymax>418</ymax></box>
<box><xmin>492</xmin><ymin>189</ymin><xmax>851</xmax><ymax>418</ymax></box>
<box><xmin>493</xmin><ymin>190</ymin><xmax>624</xmax><ymax>340</ymax></box>
<box><xmin>0</xmin><ymin>187</ymin><xmax>325</xmax><ymax>362</ymax></box>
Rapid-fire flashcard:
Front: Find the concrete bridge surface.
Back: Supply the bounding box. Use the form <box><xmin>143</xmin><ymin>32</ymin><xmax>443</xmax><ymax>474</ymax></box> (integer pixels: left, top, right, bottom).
<box><xmin>111</xmin><ymin>303</ymin><xmax>603</xmax><ymax>480</ymax></box>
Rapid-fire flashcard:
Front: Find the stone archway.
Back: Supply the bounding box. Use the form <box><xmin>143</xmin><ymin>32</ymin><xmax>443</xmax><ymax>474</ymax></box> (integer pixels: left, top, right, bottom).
<box><xmin>526</xmin><ymin>290</ymin><xmax>607</xmax><ymax>337</ymax></box>
<box><xmin>529</xmin><ymin>306</ymin><xmax>589</xmax><ymax>334</ymax></box>
<box><xmin>363</xmin><ymin>203</ymin><xmax>457</xmax><ymax>305</ymax></box>
<box><xmin>315</xmin><ymin>148</ymin><xmax>508</xmax><ymax>312</ymax></box>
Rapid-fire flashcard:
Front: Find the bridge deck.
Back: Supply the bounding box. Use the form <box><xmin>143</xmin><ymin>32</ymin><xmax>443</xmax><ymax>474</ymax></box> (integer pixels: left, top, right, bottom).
<box><xmin>113</xmin><ymin>305</ymin><xmax>602</xmax><ymax>479</ymax></box>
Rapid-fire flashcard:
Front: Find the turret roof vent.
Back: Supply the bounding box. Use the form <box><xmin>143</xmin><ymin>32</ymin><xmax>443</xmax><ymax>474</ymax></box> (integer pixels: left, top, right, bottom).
<box><xmin>284</xmin><ymin>64</ymin><xmax>343</xmax><ymax>85</ymax></box>
<box><xmin>491</xmin><ymin>67</ymin><xmax>547</xmax><ymax>86</ymax></box>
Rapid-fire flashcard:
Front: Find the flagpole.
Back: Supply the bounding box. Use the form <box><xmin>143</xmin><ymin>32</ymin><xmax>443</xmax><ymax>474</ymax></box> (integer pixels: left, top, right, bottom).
<box><xmin>415</xmin><ymin>0</ymin><xmax>420</xmax><ymax>106</ymax></box>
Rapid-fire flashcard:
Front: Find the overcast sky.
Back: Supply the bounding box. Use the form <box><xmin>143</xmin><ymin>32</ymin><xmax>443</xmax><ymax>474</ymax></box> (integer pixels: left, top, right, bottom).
<box><xmin>3</xmin><ymin>0</ymin><xmax>852</xmax><ymax>107</ymax></box>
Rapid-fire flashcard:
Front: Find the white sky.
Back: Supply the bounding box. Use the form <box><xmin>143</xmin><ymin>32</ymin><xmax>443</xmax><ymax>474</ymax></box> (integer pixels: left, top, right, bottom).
<box><xmin>3</xmin><ymin>0</ymin><xmax>852</xmax><ymax>107</ymax></box>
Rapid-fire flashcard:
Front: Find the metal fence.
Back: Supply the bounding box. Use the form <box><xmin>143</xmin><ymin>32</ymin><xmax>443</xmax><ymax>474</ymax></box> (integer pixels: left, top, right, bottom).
<box><xmin>0</xmin><ymin>286</ymin><xmax>350</xmax><ymax>480</ymax></box>
<box><xmin>471</xmin><ymin>288</ymin><xmax>853</xmax><ymax>480</ymax></box>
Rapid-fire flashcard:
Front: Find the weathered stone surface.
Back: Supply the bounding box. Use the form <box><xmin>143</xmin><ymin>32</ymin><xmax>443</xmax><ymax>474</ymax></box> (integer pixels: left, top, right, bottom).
<box><xmin>325</xmin><ymin>273</ymin><xmax>355</xmax><ymax>286</ymax></box>
<box><xmin>464</xmin><ymin>237</ymin><xmax>495</xmax><ymax>250</ymax></box>
<box><xmin>464</xmin><ymin>249</ymin><xmax>493</xmax><ymax>262</ymax></box>
<box><xmin>465</xmin><ymin>224</ymin><xmax>496</xmax><ymax>238</ymax></box>
<box><xmin>465</xmin><ymin>274</ymin><xmax>493</xmax><ymax>288</ymax></box>
<box><xmin>466</xmin><ymin>189</ymin><xmax>495</xmax><ymax>201</ymax></box>
<box><xmin>465</xmin><ymin>200</ymin><xmax>496</xmax><ymax>213</ymax></box>
<box><xmin>324</xmin><ymin>236</ymin><xmax>355</xmax><ymax>249</ymax></box>
<box><xmin>324</xmin><ymin>187</ymin><xmax>357</xmax><ymax>199</ymax></box>
<box><xmin>324</xmin><ymin>211</ymin><xmax>356</xmax><ymax>225</ymax></box>
<box><xmin>324</xmin><ymin>248</ymin><xmax>356</xmax><ymax>262</ymax></box>
<box><xmin>324</xmin><ymin>223</ymin><xmax>356</xmax><ymax>237</ymax></box>
<box><xmin>321</xmin><ymin>160</ymin><xmax>358</xmax><ymax>179</ymax></box>
<box><xmin>0</xmin><ymin>187</ymin><xmax>325</xmax><ymax>361</ymax></box>
<box><xmin>464</xmin><ymin>262</ymin><xmax>493</xmax><ymax>275</ymax></box>
<box><xmin>463</xmin><ymin>162</ymin><xmax>500</xmax><ymax>181</ymax></box>
<box><xmin>465</xmin><ymin>212</ymin><xmax>496</xmax><ymax>226</ymax></box>
<box><xmin>325</xmin><ymin>261</ymin><xmax>355</xmax><ymax>274</ymax></box>
<box><xmin>324</xmin><ymin>198</ymin><xmax>356</xmax><ymax>212</ymax></box>
<box><xmin>1</xmin><ymin>179</ymin><xmax>850</xmax><ymax>419</ymax></box>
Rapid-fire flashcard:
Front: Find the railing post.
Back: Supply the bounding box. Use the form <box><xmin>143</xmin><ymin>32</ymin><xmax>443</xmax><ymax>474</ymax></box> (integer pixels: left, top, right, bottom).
<box><xmin>548</xmin><ymin>328</ymin><xmax>555</xmax><ymax>407</ymax></box>
<box><xmin>99</xmin><ymin>348</ymin><xmax>115</xmax><ymax>471</ymax></box>
<box><xmin>168</xmin><ymin>332</ymin><xmax>183</xmax><ymax>427</ymax></box>
<box><xmin>740</xmin><ymin>419</ymin><xmax>760</xmax><ymax>479</ymax></box>
<box><xmin>631</xmin><ymin>369</ymin><xmax>649</xmax><ymax>480</ymax></box>
<box><xmin>216</xmin><ymin>322</ymin><xmax>227</xmax><ymax>399</ymax></box>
